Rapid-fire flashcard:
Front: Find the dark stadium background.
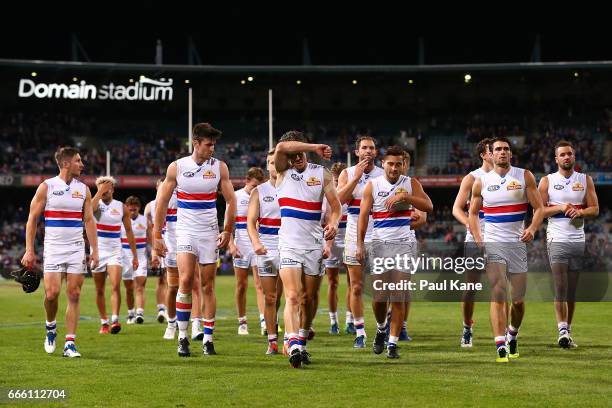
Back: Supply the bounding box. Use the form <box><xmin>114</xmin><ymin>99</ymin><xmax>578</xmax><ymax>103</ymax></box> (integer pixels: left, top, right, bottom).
<box><xmin>0</xmin><ymin>7</ymin><xmax>610</xmax><ymax>274</ymax></box>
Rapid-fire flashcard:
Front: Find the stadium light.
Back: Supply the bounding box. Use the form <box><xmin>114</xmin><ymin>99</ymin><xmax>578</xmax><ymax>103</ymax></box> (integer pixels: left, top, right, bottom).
<box><xmin>185</xmin><ymin>79</ymin><xmax>190</xmax><ymax>84</ymax></box>
<box><xmin>31</xmin><ymin>72</ymin><xmax>37</xmax><ymax>77</ymax></box>
<box><xmin>574</xmin><ymin>72</ymin><xmax>579</xmax><ymax>78</ymax></box>
<box><xmin>129</xmin><ymin>79</ymin><xmax>134</xmax><ymax>83</ymax></box>
<box><xmin>247</xmin><ymin>76</ymin><xmax>254</xmax><ymax>82</ymax></box>
<box><xmin>296</xmin><ymin>80</ymin><xmax>302</xmax><ymax>85</ymax></box>
<box><xmin>72</xmin><ymin>77</ymin><xmax>78</xmax><ymax>82</ymax></box>
<box><xmin>240</xmin><ymin>80</ymin><xmax>246</xmax><ymax>85</ymax></box>
<box><xmin>352</xmin><ymin>79</ymin><xmax>358</xmax><ymax>85</ymax></box>
<box><xmin>464</xmin><ymin>73</ymin><xmax>472</xmax><ymax>83</ymax></box>
<box><xmin>408</xmin><ymin>79</ymin><xmax>414</xmax><ymax>84</ymax></box>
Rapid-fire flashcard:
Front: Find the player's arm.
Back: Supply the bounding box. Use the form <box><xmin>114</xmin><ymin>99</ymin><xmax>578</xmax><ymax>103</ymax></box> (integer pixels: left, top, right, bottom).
<box><xmin>468</xmin><ymin>178</ymin><xmax>484</xmax><ymax>243</ymax></box>
<box><xmin>576</xmin><ymin>176</ymin><xmax>599</xmax><ymax>219</ymax></box>
<box><xmin>122</xmin><ymin>204</ymin><xmax>138</xmax><ymax>269</ymax></box>
<box><xmin>538</xmin><ymin>175</ymin><xmax>569</xmax><ymax>218</ymax></box>
<box><xmin>21</xmin><ymin>182</ymin><xmax>47</xmax><ymax>268</ymax></box>
<box><xmin>144</xmin><ymin>202</ymin><xmax>152</xmax><ymax>247</ymax></box>
<box><xmin>323</xmin><ymin>169</ymin><xmax>340</xmax><ymax>241</ymax></box>
<box><xmin>521</xmin><ymin>170</ymin><xmax>544</xmax><ymax>242</ymax></box>
<box><xmin>247</xmin><ymin>187</ymin><xmax>266</xmax><ymax>255</ymax></box>
<box><xmin>218</xmin><ymin>161</ymin><xmax>236</xmax><ymax>249</ymax></box>
<box><xmin>356</xmin><ymin>181</ymin><xmax>374</xmax><ymax>260</ymax></box>
<box><xmin>83</xmin><ymin>188</ymin><xmax>99</xmax><ymax>269</ymax></box>
<box><xmin>410</xmin><ymin>209</ymin><xmax>427</xmax><ymax>230</ymax></box>
<box><xmin>336</xmin><ymin>160</ymin><xmax>368</xmax><ymax>203</ymax></box>
<box><xmin>273</xmin><ymin>141</ymin><xmax>332</xmax><ymax>173</ymax></box>
<box><xmin>154</xmin><ymin>162</ymin><xmax>177</xmax><ymax>257</ymax></box>
<box><xmin>384</xmin><ymin>178</ymin><xmax>433</xmax><ymax>213</ymax></box>
<box><xmin>92</xmin><ymin>180</ymin><xmax>112</xmax><ymax>212</ymax></box>
<box><xmin>452</xmin><ymin>174</ymin><xmax>474</xmax><ymax>227</ymax></box>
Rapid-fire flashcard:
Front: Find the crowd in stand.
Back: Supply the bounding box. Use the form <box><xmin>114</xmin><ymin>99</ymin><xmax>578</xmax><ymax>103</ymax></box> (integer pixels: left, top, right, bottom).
<box><xmin>2</xmin><ymin>112</ymin><xmax>611</xmax><ymax>177</ymax></box>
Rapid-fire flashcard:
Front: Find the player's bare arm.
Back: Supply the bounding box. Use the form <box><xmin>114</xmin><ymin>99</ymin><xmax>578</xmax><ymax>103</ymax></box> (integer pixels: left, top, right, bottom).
<box><xmin>468</xmin><ymin>178</ymin><xmax>484</xmax><ymax>244</ymax></box>
<box><xmin>218</xmin><ymin>161</ymin><xmax>236</xmax><ymax>249</ymax></box>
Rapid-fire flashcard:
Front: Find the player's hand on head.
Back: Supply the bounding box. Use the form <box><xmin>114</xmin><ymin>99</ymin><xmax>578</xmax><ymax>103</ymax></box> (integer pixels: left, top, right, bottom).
<box><xmin>315</xmin><ymin>144</ymin><xmax>332</xmax><ymax>160</ymax></box>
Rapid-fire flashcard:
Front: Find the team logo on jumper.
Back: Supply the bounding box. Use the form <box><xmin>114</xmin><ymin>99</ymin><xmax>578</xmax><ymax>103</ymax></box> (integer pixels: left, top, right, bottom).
<box><xmin>506</xmin><ymin>180</ymin><xmax>522</xmax><ymax>190</ymax></box>
<box><xmin>71</xmin><ymin>191</ymin><xmax>84</xmax><ymax>199</ymax></box>
<box><xmin>554</xmin><ymin>184</ymin><xmax>565</xmax><ymax>190</ymax></box>
<box><xmin>291</xmin><ymin>174</ymin><xmax>302</xmax><ymax>181</ymax></box>
<box><xmin>487</xmin><ymin>185</ymin><xmax>500</xmax><ymax>192</ymax></box>
<box><xmin>182</xmin><ymin>171</ymin><xmax>195</xmax><ymax>178</ymax></box>
<box><xmin>240</xmin><ymin>200</ymin><xmax>249</xmax><ymax>205</ymax></box>
<box><xmin>202</xmin><ymin>170</ymin><xmax>216</xmax><ymax>179</ymax></box>
<box><xmin>135</xmin><ymin>224</ymin><xmax>146</xmax><ymax>230</ymax></box>
<box><xmin>263</xmin><ymin>196</ymin><xmax>274</xmax><ymax>202</ymax></box>
<box><xmin>378</xmin><ymin>191</ymin><xmax>390</xmax><ymax>197</ymax></box>
<box><xmin>110</xmin><ymin>208</ymin><xmax>120</xmax><ymax>216</ymax></box>
<box><xmin>395</xmin><ymin>187</ymin><xmax>408</xmax><ymax>195</ymax></box>
<box><xmin>52</xmin><ymin>190</ymin><xmax>65</xmax><ymax>196</ymax></box>
<box><xmin>306</xmin><ymin>176</ymin><xmax>321</xmax><ymax>186</ymax></box>
<box><xmin>572</xmin><ymin>182</ymin><xmax>584</xmax><ymax>191</ymax></box>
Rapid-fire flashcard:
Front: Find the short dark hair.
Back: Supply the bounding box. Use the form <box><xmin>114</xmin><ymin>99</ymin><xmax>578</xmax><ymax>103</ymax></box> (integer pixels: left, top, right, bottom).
<box><xmin>267</xmin><ymin>148</ymin><xmax>275</xmax><ymax>156</ymax></box>
<box><xmin>355</xmin><ymin>135</ymin><xmax>377</xmax><ymax>150</ymax></box>
<box><xmin>54</xmin><ymin>146</ymin><xmax>79</xmax><ymax>169</ymax></box>
<box><xmin>383</xmin><ymin>145</ymin><xmax>405</xmax><ymax>159</ymax></box>
<box><xmin>330</xmin><ymin>162</ymin><xmax>347</xmax><ymax>177</ymax></box>
<box><xmin>554</xmin><ymin>140</ymin><xmax>574</xmax><ymax>155</ymax></box>
<box><xmin>402</xmin><ymin>151</ymin><xmax>411</xmax><ymax>164</ymax></box>
<box><xmin>125</xmin><ymin>196</ymin><xmax>141</xmax><ymax>207</ymax></box>
<box><xmin>279</xmin><ymin>130</ymin><xmax>305</xmax><ymax>143</ymax></box>
<box><xmin>476</xmin><ymin>138</ymin><xmax>492</xmax><ymax>159</ymax></box>
<box><xmin>490</xmin><ymin>137</ymin><xmax>512</xmax><ymax>151</ymax></box>
<box><xmin>192</xmin><ymin>123</ymin><xmax>222</xmax><ymax>142</ymax></box>
<box><xmin>246</xmin><ymin>167</ymin><xmax>266</xmax><ymax>182</ymax></box>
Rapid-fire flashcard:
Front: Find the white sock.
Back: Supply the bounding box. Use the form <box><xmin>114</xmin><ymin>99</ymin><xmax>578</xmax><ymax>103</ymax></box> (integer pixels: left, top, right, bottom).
<box><xmin>128</xmin><ymin>309</ymin><xmax>135</xmax><ymax>317</ymax></box>
<box><xmin>346</xmin><ymin>311</ymin><xmax>354</xmax><ymax>324</ymax></box>
<box><xmin>136</xmin><ymin>308</ymin><xmax>144</xmax><ymax>316</ymax></box>
<box><xmin>507</xmin><ymin>325</ymin><xmax>519</xmax><ymax>340</ymax></box>
<box><xmin>191</xmin><ymin>318</ymin><xmax>201</xmax><ymax>333</ymax></box>
<box><xmin>376</xmin><ymin>321</ymin><xmax>387</xmax><ymax>331</ymax></box>
<box><xmin>157</xmin><ymin>303</ymin><xmax>166</xmax><ymax>311</ymax></box>
<box><xmin>558</xmin><ymin>321</ymin><xmax>568</xmax><ymax>333</ymax></box>
<box><xmin>45</xmin><ymin>320</ymin><xmax>57</xmax><ymax>333</ymax></box>
<box><xmin>111</xmin><ymin>315</ymin><xmax>118</xmax><ymax>323</ymax></box>
<box><xmin>388</xmin><ymin>335</ymin><xmax>399</xmax><ymax>346</ymax></box>
<box><xmin>101</xmin><ymin>318</ymin><xmax>109</xmax><ymax>325</ymax></box>
<box><xmin>259</xmin><ymin>313</ymin><xmax>265</xmax><ymax>328</ymax></box>
<box><xmin>355</xmin><ymin>317</ymin><xmax>366</xmax><ymax>337</ymax></box>
<box><xmin>329</xmin><ymin>312</ymin><xmax>338</xmax><ymax>325</ymax></box>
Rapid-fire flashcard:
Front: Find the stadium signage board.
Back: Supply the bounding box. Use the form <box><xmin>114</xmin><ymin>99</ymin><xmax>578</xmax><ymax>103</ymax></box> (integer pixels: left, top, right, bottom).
<box><xmin>17</xmin><ymin>76</ymin><xmax>173</xmax><ymax>102</ymax></box>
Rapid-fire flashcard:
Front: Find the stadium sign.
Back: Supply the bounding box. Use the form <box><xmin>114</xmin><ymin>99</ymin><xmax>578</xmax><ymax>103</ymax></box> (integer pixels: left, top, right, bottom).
<box><xmin>17</xmin><ymin>76</ymin><xmax>173</xmax><ymax>101</ymax></box>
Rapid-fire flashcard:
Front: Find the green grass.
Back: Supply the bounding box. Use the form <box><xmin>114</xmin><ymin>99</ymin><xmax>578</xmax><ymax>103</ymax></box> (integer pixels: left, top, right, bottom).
<box><xmin>1</xmin><ymin>276</ymin><xmax>611</xmax><ymax>407</ymax></box>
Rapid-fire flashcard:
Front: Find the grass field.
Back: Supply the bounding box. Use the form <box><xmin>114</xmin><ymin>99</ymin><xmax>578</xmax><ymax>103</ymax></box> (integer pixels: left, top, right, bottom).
<box><xmin>1</xmin><ymin>275</ymin><xmax>611</xmax><ymax>407</ymax></box>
